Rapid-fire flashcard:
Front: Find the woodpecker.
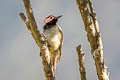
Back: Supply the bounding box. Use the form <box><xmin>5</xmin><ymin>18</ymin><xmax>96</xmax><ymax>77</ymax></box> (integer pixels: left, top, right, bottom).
<box><xmin>43</xmin><ymin>15</ymin><xmax>63</xmax><ymax>75</ymax></box>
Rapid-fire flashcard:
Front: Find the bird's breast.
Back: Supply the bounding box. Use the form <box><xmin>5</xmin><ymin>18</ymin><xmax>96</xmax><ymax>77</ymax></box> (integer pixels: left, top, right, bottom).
<box><xmin>44</xmin><ymin>26</ymin><xmax>61</xmax><ymax>51</ymax></box>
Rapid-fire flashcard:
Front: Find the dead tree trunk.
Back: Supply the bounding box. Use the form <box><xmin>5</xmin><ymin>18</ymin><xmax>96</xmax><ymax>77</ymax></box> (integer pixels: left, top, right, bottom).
<box><xmin>19</xmin><ymin>0</ymin><xmax>55</xmax><ymax>80</ymax></box>
<box><xmin>76</xmin><ymin>0</ymin><xmax>109</xmax><ymax>80</ymax></box>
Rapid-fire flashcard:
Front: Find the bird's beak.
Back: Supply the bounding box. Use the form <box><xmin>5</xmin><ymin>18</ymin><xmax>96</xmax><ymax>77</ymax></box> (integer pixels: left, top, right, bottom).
<box><xmin>55</xmin><ymin>15</ymin><xmax>62</xmax><ymax>19</ymax></box>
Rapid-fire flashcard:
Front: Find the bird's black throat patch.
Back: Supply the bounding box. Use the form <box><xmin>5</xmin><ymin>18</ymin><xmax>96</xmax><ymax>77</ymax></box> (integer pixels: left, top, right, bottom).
<box><xmin>43</xmin><ymin>19</ymin><xmax>58</xmax><ymax>31</ymax></box>
<box><xmin>43</xmin><ymin>23</ymin><xmax>56</xmax><ymax>31</ymax></box>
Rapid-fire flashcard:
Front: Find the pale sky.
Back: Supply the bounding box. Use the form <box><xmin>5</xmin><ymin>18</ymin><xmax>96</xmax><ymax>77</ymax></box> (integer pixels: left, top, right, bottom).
<box><xmin>0</xmin><ymin>0</ymin><xmax>120</xmax><ymax>80</ymax></box>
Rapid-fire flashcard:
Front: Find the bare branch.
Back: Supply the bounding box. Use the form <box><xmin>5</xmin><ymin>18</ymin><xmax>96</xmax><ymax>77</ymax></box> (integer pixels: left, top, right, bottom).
<box><xmin>76</xmin><ymin>45</ymin><xmax>86</xmax><ymax>80</ymax></box>
<box><xmin>19</xmin><ymin>13</ymin><xmax>32</xmax><ymax>32</ymax></box>
<box><xmin>76</xmin><ymin>0</ymin><xmax>109</xmax><ymax>80</ymax></box>
<box><xmin>23</xmin><ymin>0</ymin><xmax>41</xmax><ymax>47</ymax></box>
<box><xmin>19</xmin><ymin>0</ymin><xmax>55</xmax><ymax>80</ymax></box>
<box><xmin>88</xmin><ymin>0</ymin><xmax>100</xmax><ymax>33</ymax></box>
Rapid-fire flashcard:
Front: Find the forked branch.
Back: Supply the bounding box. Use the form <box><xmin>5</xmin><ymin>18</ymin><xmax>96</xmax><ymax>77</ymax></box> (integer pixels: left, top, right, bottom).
<box><xmin>76</xmin><ymin>0</ymin><xmax>109</xmax><ymax>80</ymax></box>
<box><xmin>19</xmin><ymin>0</ymin><xmax>55</xmax><ymax>80</ymax></box>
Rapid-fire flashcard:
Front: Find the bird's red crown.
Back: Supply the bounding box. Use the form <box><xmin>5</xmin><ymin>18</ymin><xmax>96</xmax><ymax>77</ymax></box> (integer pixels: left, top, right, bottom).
<box><xmin>44</xmin><ymin>15</ymin><xmax>55</xmax><ymax>25</ymax></box>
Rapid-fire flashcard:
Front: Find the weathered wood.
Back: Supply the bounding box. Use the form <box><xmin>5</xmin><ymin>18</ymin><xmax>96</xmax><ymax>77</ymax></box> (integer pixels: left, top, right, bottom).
<box><xmin>76</xmin><ymin>0</ymin><xmax>109</xmax><ymax>80</ymax></box>
<box><xmin>19</xmin><ymin>0</ymin><xmax>55</xmax><ymax>80</ymax></box>
<box><xmin>76</xmin><ymin>45</ymin><xmax>86</xmax><ymax>80</ymax></box>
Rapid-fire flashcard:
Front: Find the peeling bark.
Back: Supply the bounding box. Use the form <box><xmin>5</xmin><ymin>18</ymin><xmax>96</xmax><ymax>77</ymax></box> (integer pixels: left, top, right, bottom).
<box><xmin>19</xmin><ymin>0</ymin><xmax>55</xmax><ymax>80</ymax></box>
<box><xmin>76</xmin><ymin>45</ymin><xmax>86</xmax><ymax>80</ymax></box>
<box><xmin>76</xmin><ymin>0</ymin><xmax>109</xmax><ymax>80</ymax></box>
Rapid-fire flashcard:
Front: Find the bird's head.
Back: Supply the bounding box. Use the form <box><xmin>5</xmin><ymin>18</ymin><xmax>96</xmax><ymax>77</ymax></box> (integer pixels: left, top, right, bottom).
<box><xmin>44</xmin><ymin>15</ymin><xmax>62</xmax><ymax>25</ymax></box>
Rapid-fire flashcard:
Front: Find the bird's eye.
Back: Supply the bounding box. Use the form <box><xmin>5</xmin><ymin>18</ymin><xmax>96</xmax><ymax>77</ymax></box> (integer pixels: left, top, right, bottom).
<box><xmin>50</xmin><ymin>17</ymin><xmax>52</xmax><ymax>19</ymax></box>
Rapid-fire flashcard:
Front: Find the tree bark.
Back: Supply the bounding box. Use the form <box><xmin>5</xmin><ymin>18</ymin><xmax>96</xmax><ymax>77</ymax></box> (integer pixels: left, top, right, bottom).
<box><xmin>76</xmin><ymin>0</ymin><xmax>109</xmax><ymax>80</ymax></box>
<box><xmin>19</xmin><ymin>0</ymin><xmax>55</xmax><ymax>80</ymax></box>
<box><xmin>76</xmin><ymin>45</ymin><xmax>86</xmax><ymax>80</ymax></box>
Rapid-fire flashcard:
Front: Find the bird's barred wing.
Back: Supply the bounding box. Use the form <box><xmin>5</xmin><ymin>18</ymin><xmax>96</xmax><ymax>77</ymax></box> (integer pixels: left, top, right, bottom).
<box><xmin>58</xmin><ymin>26</ymin><xmax>63</xmax><ymax>61</ymax></box>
